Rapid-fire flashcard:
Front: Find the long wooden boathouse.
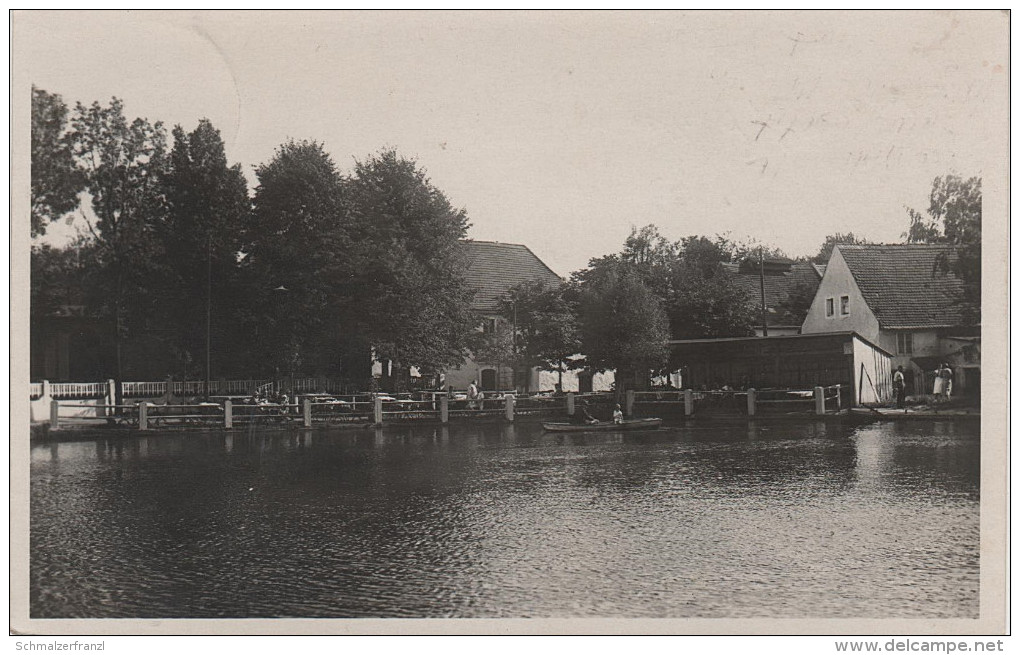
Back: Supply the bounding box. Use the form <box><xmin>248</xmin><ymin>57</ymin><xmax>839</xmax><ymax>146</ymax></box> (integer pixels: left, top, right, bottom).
<box><xmin>669</xmin><ymin>331</ymin><xmax>893</xmax><ymax>407</ymax></box>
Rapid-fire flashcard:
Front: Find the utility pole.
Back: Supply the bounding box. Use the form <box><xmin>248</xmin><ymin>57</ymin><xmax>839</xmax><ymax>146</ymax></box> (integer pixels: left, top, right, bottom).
<box><xmin>759</xmin><ymin>246</ymin><xmax>769</xmax><ymax>337</ymax></box>
<box><xmin>205</xmin><ymin>232</ymin><xmax>212</xmax><ymax>400</ymax></box>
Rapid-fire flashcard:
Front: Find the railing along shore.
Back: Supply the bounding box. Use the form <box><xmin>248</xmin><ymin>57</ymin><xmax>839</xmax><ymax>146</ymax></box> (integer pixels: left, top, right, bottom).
<box><xmin>37</xmin><ymin>384</ymin><xmax>846</xmax><ymax>432</ymax></box>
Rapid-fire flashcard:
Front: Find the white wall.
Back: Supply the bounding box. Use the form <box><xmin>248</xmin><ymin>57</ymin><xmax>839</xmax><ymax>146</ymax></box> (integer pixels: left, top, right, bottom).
<box><xmin>801</xmin><ymin>248</ymin><xmax>881</xmax><ymax>342</ymax></box>
<box><xmin>853</xmin><ymin>334</ymin><xmax>892</xmax><ymax>405</ymax></box>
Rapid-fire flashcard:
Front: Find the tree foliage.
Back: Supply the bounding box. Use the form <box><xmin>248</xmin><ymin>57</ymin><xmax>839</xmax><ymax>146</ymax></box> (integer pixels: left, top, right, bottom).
<box><xmin>343</xmin><ymin>149</ymin><xmax>476</xmax><ymax>381</ymax></box>
<box><xmin>245</xmin><ymin>139</ymin><xmax>350</xmax><ymax>378</ymax></box>
<box><xmin>156</xmin><ymin>119</ymin><xmax>251</xmax><ymax>377</ymax></box>
<box><xmin>667</xmin><ymin>236</ymin><xmax>757</xmax><ymax>340</ymax></box>
<box><xmin>475</xmin><ymin>280</ymin><xmax>579</xmax><ymax>387</ymax></box>
<box><xmin>68</xmin><ymin>96</ymin><xmax>168</xmax><ymax>382</ymax></box>
<box><xmin>811</xmin><ymin>232</ymin><xmax>872</xmax><ymax>264</ymax></box>
<box><xmin>570</xmin><ymin>256</ymin><xmax>670</xmax><ymax>387</ymax></box>
<box><xmin>31</xmin><ymin>86</ymin><xmax>83</xmax><ymax>237</ymax></box>
<box><xmin>905</xmin><ymin>175</ymin><xmax>981</xmax><ymax>324</ymax></box>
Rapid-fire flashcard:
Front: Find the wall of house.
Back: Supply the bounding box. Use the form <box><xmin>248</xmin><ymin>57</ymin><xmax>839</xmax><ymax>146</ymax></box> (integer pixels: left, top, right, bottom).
<box><xmin>537</xmin><ymin>369</ymin><xmax>615</xmax><ymax>392</ymax></box>
<box><xmin>853</xmin><ymin>334</ymin><xmax>892</xmax><ymax>405</ymax></box>
<box><xmin>800</xmin><ymin>249</ymin><xmax>881</xmax><ymax>342</ymax></box>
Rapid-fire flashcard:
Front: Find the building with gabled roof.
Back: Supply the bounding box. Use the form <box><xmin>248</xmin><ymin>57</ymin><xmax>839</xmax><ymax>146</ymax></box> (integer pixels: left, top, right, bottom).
<box><xmin>721</xmin><ymin>258</ymin><xmax>826</xmax><ymax>335</ymax></box>
<box><xmin>801</xmin><ymin>244</ymin><xmax>979</xmax><ymax>399</ymax></box>
<box><xmin>442</xmin><ymin>240</ymin><xmax>564</xmax><ymax>392</ymax></box>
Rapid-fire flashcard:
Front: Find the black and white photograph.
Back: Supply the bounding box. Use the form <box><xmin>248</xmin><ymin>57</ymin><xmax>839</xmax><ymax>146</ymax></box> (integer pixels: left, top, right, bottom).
<box><xmin>10</xmin><ymin>9</ymin><xmax>1009</xmax><ymax>640</ymax></box>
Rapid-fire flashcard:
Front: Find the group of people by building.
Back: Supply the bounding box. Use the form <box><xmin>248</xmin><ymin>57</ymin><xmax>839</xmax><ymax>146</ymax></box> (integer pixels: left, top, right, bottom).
<box><xmin>892</xmin><ymin>363</ymin><xmax>954</xmax><ymax>409</ymax></box>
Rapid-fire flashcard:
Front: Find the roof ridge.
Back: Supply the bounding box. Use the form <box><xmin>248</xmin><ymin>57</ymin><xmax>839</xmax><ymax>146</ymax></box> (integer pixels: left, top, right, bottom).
<box><xmin>461</xmin><ymin>239</ymin><xmax>528</xmax><ymax>248</ymax></box>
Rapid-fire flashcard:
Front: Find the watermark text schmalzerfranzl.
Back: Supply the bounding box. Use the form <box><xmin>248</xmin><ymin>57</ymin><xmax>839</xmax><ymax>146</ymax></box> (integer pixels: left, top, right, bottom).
<box><xmin>14</xmin><ymin>643</ymin><xmax>105</xmax><ymax>651</ymax></box>
<box><xmin>836</xmin><ymin>640</ymin><xmax>1004</xmax><ymax>653</ymax></box>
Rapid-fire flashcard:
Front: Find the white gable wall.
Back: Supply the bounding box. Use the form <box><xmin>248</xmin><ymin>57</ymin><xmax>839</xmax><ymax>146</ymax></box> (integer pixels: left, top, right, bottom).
<box><xmin>800</xmin><ymin>247</ymin><xmax>881</xmax><ymax>343</ymax></box>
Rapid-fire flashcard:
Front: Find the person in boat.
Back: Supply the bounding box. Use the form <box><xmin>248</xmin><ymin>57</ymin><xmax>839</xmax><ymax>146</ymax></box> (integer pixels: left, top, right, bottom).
<box><xmin>612</xmin><ymin>403</ymin><xmax>624</xmax><ymax>424</ymax></box>
<box><xmin>573</xmin><ymin>400</ymin><xmax>599</xmax><ymax>425</ymax></box>
<box><xmin>467</xmin><ymin>380</ymin><xmax>479</xmax><ymax>409</ymax></box>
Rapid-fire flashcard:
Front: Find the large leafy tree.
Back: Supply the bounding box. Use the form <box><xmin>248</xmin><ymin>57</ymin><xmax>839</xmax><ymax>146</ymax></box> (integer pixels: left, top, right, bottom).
<box><xmin>343</xmin><ymin>149</ymin><xmax>476</xmax><ymax>389</ymax></box>
<box><xmin>475</xmin><ymin>280</ymin><xmax>579</xmax><ymax>391</ymax></box>
<box><xmin>666</xmin><ymin>235</ymin><xmax>757</xmax><ymax>340</ymax></box>
<box><xmin>69</xmin><ymin>97</ymin><xmax>168</xmax><ymax>384</ymax></box>
<box><xmin>571</xmin><ymin>256</ymin><xmax>670</xmax><ymax>390</ymax></box>
<box><xmin>156</xmin><ymin>119</ymin><xmax>251</xmax><ymax>381</ymax></box>
<box><xmin>31</xmin><ymin>86</ymin><xmax>83</xmax><ymax>237</ymax></box>
<box><xmin>245</xmin><ymin>139</ymin><xmax>350</xmax><ymax>380</ymax></box>
<box><xmin>905</xmin><ymin>175</ymin><xmax>981</xmax><ymax>324</ymax></box>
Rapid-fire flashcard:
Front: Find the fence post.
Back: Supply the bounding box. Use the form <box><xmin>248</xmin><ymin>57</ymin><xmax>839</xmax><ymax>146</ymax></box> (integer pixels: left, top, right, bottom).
<box><xmin>504</xmin><ymin>394</ymin><xmax>515</xmax><ymax>422</ymax></box>
<box><xmin>684</xmin><ymin>388</ymin><xmax>694</xmax><ymax>416</ymax></box>
<box><xmin>440</xmin><ymin>395</ymin><xmax>449</xmax><ymax>423</ymax></box>
<box><xmin>224</xmin><ymin>400</ymin><xmax>233</xmax><ymax>429</ymax></box>
<box><xmin>625</xmin><ymin>390</ymin><xmax>635</xmax><ymax>417</ymax></box>
<box><xmin>747</xmin><ymin>388</ymin><xmax>756</xmax><ymax>416</ymax></box>
<box><xmin>50</xmin><ymin>399</ymin><xmax>59</xmax><ymax>428</ymax></box>
<box><xmin>814</xmin><ymin>386</ymin><xmax>825</xmax><ymax>415</ymax></box>
<box><xmin>566</xmin><ymin>392</ymin><xmax>575</xmax><ymax>417</ymax></box>
<box><xmin>107</xmin><ymin>378</ymin><xmax>117</xmax><ymax>416</ymax></box>
<box><xmin>303</xmin><ymin>398</ymin><xmax>312</xmax><ymax>427</ymax></box>
<box><xmin>374</xmin><ymin>396</ymin><xmax>383</xmax><ymax>425</ymax></box>
<box><xmin>138</xmin><ymin>402</ymin><xmax>148</xmax><ymax>431</ymax></box>
<box><xmin>835</xmin><ymin>385</ymin><xmax>842</xmax><ymax>413</ymax></box>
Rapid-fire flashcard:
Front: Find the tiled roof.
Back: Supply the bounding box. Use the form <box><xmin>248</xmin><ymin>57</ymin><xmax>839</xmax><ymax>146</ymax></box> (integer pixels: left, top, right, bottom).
<box><xmin>722</xmin><ymin>260</ymin><xmax>823</xmax><ymax>326</ymax></box>
<box><xmin>460</xmin><ymin>240</ymin><xmax>563</xmax><ymax>312</ymax></box>
<box><xmin>837</xmin><ymin>244</ymin><xmax>964</xmax><ymax>329</ymax></box>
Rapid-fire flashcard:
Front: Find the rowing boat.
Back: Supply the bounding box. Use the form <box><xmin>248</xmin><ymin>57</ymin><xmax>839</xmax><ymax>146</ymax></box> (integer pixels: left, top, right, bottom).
<box><xmin>542</xmin><ymin>418</ymin><xmax>662</xmax><ymax>432</ymax></box>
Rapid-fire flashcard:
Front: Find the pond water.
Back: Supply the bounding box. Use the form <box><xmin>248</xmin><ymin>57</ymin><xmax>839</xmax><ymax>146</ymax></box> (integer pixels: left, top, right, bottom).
<box><xmin>30</xmin><ymin>419</ymin><xmax>979</xmax><ymax>619</ymax></box>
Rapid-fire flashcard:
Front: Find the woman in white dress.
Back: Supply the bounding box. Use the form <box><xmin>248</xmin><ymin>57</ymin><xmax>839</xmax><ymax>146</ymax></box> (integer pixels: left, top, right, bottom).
<box><xmin>932</xmin><ymin>365</ymin><xmax>947</xmax><ymax>402</ymax></box>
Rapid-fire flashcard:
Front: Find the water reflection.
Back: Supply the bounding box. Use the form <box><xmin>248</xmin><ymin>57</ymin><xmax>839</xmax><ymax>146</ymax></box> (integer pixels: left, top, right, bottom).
<box><xmin>31</xmin><ymin>419</ymin><xmax>979</xmax><ymax>619</ymax></box>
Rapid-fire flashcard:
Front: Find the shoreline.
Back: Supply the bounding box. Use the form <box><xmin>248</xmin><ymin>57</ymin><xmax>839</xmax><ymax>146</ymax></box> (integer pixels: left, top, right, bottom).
<box><xmin>28</xmin><ymin>409</ymin><xmax>980</xmax><ymax>444</ymax></box>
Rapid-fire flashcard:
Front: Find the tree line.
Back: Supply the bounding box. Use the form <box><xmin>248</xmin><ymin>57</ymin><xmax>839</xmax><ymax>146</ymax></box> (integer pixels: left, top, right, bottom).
<box><xmin>31</xmin><ymin>86</ymin><xmax>981</xmax><ymax>390</ymax></box>
<box><xmin>31</xmin><ymin>87</ymin><xmax>475</xmax><ymax>389</ymax></box>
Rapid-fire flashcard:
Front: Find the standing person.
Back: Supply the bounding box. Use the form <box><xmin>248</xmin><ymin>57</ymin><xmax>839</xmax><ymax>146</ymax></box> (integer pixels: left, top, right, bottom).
<box><xmin>892</xmin><ymin>365</ymin><xmax>906</xmax><ymax>409</ymax></box>
<box><xmin>467</xmin><ymin>380</ymin><xmax>479</xmax><ymax>409</ymax></box>
<box><xmin>941</xmin><ymin>363</ymin><xmax>954</xmax><ymax>402</ymax></box>
<box><xmin>932</xmin><ymin>364</ymin><xmax>947</xmax><ymax>403</ymax></box>
<box><xmin>613</xmin><ymin>403</ymin><xmax>624</xmax><ymax>424</ymax></box>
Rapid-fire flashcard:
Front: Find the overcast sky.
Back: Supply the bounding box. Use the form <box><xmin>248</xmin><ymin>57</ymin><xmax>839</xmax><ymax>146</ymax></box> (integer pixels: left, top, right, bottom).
<box><xmin>15</xmin><ymin>10</ymin><xmax>1008</xmax><ymax>277</ymax></box>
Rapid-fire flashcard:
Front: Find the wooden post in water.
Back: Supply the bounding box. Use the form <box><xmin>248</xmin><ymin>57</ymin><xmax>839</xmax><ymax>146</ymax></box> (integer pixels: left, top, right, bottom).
<box><xmin>566</xmin><ymin>392</ymin><xmax>575</xmax><ymax>417</ymax></box>
<box><xmin>50</xmin><ymin>399</ymin><xmax>59</xmax><ymax>428</ymax></box>
<box><xmin>224</xmin><ymin>400</ymin><xmax>233</xmax><ymax>429</ymax></box>
<box><xmin>374</xmin><ymin>396</ymin><xmax>383</xmax><ymax>425</ymax></box>
<box><xmin>440</xmin><ymin>395</ymin><xmax>449</xmax><ymax>423</ymax></box>
<box><xmin>747</xmin><ymin>388</ymin><xmax>757</xmax><ymax>416</ymax></box>
<box><xmin>684</xmin><ymin>389</ymin><xmax>694</xmax><ymax>416</ymax></box>
<box><xmin>814</xmin><ymin>386</ymin><xmax>825</xmax><ymax>415</ymax></box>
<box><xmin>504</xmin><ymin>394</ymin><xmax>514</xmax><ymax>422</ymax></box>
<box><xmin>138</xmin><ymin>402</ymin><xmax>148</xmax><ymax>431</ymax></box>
<box><xmin>625</xmin><ymin>390</ymin><xmax>635</xmax><ymax>417</ymax></box>
<box><xmin>303</xmin><ymin>398</ymin><xmax>312</xmax><ymax>427</ymax></box>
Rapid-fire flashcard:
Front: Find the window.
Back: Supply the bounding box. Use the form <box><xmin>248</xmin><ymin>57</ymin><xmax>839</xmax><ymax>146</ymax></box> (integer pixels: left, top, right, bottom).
<box><xmin>482</xmin><ymin>318</ymin><xmax>497</xmax><ymax>334</ymax></box>
<box><xmin>825</xmin><ymin>297</ymin><xmax>834</xmax><ymax>317</ymax></box>
<box><xmin>840</xmin><ymin>295</ymin><xmax>850</xmax><ymax>315</ymax></box>
<box><xmin>897</xmin><ymin>332</ymin><xmax>913</xmax><ymax>355</ymax></box>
